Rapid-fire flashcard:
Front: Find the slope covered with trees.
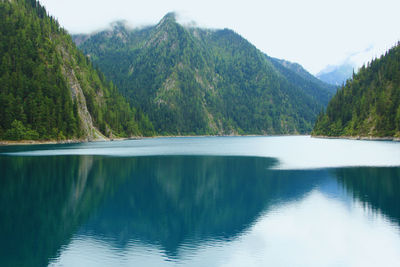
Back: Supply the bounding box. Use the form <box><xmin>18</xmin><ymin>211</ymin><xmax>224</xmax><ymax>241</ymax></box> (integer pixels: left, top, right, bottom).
<box><xmin>268</xmin><ymin>56</ymin><xmax>336</xmax><ymax>106</ymax></box>
<box><xmin>0</xmin><ymin>0</ymin><xmax>153</xmax><ymax>141</ymax></box>
<box><xmin>74</xmin><ymin>13</ymin><xmax>333</xmax><ymax>135</ymax></box>
<box><xmin>312</xmin><ymin>43</ymin><xmax>400</xmax><ymax>138</ymax></box>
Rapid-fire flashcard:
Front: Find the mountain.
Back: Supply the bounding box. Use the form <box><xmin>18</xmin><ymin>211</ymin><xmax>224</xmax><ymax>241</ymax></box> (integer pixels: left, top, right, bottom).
<box><xmin>312</xmin><ymin>43</ymin><xmax>400</xmax><ymax>138</ymax></box>
<box><xmin>0</xmin><ymin>0</ymin><xmax>154</xmax><ymax>141</ymax></box>
<box><xmin>74</xmin><ymin>13</ymin><xmax>333</xmax><ymax>135</ymax></box>
<box><xmin>317</xmin><ymin>63</ymin><xmax>355</xmax><ymax>86</ymax></box>
<box><xmin>268</xmin><ymin>57</ymin><xmax>336</xmax><ymax>105</ymax></box>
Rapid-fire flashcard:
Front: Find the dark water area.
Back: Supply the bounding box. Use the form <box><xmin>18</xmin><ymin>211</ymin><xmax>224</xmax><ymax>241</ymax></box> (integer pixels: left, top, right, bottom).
<box><xmin>0</xmin><ymin>137</ymin><xmax>399</xmax><ymax>266</ymax></box>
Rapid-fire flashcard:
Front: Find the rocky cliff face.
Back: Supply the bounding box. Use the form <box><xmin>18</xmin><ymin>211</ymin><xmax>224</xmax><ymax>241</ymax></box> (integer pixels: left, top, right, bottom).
<box><xmin>57</xmin><ymin>44</ymin><xmax>105</xmax><ymax>141</ymax></box>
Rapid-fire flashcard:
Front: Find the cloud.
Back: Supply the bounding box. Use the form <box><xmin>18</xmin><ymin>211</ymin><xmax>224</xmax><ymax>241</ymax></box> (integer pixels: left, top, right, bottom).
<box><xmin>39</xmin><ymin>0</ymin><xmax>400</xmax><ymax>74</ymax></box>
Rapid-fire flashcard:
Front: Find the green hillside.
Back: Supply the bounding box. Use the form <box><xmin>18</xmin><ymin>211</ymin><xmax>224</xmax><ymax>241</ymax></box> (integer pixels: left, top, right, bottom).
<box><xmin>75</xmin><ymin>13</ymin><xmax>332</xmax><ymax>135</ymax></box>
<box><xmin>312</xmin><ymin>43</ymin><xmax>400</xmax><ymax>138</ymax></box>
<box><xmin>268</xmin><ymin>56</ymin><xmax>336</xmax><ymax>105</ymax></box>
<box><xmin>0</xmin><ymin>0</ymin><xmax>153</xmax><ymax>141</ymax></box>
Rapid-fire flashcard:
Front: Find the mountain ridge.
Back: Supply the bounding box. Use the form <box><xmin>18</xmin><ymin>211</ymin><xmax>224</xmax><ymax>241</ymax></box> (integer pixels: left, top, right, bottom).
<box><xmin>74</xmin><ymin>14</ymin><xmax>334</xmax><ymax>135</ymax></box>
<box><xmin>317</xmin><ymin>63</ymin><xmax>354</xmax><ymax>86</ymax></box>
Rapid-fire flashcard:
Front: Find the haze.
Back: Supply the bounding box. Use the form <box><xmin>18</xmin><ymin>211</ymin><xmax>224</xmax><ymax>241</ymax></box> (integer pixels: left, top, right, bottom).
<box><xmin>39</xmin><ymin>0</ymin><xmax>400</xmax><ymax>74</ymax></box>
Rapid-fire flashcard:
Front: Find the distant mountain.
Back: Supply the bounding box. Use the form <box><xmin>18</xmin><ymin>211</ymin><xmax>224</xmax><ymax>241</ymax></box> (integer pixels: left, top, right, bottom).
<box><xmin>317</xmin><ymin>63</ymin><xmax>355</xmax><ymax>86</ymax></box>
<box><xmin>312</xmin><ymin>43</ymin><xmax>400</xmax><ymax>138</ymax></box>
<box><xmin>74</xmin><ymin>13</ymin><xmax>333</xmax><ymax>135</ymax></box>
<box><xmin>0</xmin><ymin>0</ymin><xmax>154</xmax><ymax>141</ymax></box>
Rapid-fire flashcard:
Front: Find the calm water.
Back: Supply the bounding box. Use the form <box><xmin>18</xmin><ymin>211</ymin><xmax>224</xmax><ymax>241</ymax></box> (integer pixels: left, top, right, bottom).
<box><xmin>1</xmin><ymin>136</ymin><xmax>400</xmax><ymax>267</ymax></box>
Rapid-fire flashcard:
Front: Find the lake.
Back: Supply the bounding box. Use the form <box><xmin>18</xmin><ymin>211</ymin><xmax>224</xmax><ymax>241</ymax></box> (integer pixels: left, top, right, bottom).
<box><xmin>1</xmin><ymin>136</ymin><xmax>400</xmax><ymax>267</ymax></box>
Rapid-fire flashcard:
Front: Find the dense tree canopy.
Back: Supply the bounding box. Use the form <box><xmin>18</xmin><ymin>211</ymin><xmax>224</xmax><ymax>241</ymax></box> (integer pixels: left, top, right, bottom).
<box><xmin>0</xmin><ymin>0</ymin><xmax>154</xmax><ymax>141</ymax></box>
<box><xmin>312</xmin><ymin>43</ymin><xmax>400</xmax><ymax>138</ymax></box>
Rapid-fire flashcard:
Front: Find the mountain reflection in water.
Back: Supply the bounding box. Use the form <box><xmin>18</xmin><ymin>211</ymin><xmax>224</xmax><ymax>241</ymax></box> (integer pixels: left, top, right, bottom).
<box><xmin>0</xmin><ymin>155</ymin><xmax>399</xmax><ymax>267</ymax></box>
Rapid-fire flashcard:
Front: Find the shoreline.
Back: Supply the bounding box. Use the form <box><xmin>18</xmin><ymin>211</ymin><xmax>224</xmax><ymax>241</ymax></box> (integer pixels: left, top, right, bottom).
<box><xmin>0</xmin><ymin>137</ymin><xmax>145</xmax><ymax>146</ymax></box>
<box><xmin>0</xmin><ymin>139</ymin><xmax>88</xmax><ymax>146</ymax></box>
<box><xmin>0</xmin><ymin>134</ymin><xmax>302</xmax><ymax>146</ymax></box>
<box><xmin>2</xmin><ymin>134</ymin><xmax>400</xmax><ymax>146</ymax></box>
<box><xmin>311</xmin><ymin>135</ymin><xmax>400</xmax><ymax>142</ymax></box>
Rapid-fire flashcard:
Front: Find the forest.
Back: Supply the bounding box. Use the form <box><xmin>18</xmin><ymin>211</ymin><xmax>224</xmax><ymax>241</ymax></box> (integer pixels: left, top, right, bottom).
<box><xmin>312</xmin><ymin>43</ymin><xmax>400</xmax><ymax>138</ymax></box>
<box><xmin>0</xmin><ymin>0</ymin><xmax>154</xmax><ymax>141</ymax></box>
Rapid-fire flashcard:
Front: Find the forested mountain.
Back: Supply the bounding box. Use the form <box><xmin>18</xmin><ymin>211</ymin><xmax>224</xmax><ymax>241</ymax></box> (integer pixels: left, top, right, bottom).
<box><xmin>317</xmin><ymin>63</ymin><xmax>354</xmax><ymax>86</ymax></box>
<box><xmin>74</xmin><ymin>13</ymin><xmax>333</xmax><ymax>135</ymax></box>
<box><xmin>268</xmin><ymin>57</ymin><xmax>336</xmax><ymax>106</ymax></box>
<box><xmin>0</xmin><ymin>0</ymin><xmax>154</xmax><ymax>141</ymax></box>
<box><xmin>312</xmin><ymin>43</ymin><xmax>400</xmax><ymax>138</ymax></box>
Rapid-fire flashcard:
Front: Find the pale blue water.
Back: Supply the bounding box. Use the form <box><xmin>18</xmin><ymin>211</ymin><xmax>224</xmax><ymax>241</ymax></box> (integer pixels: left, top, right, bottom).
<box><xmin>3</xmin><ymin>136</ymin><xmax>400</xmax><ymax>169</ymax></box>
<box><xmin>1</xmin><ymin>136</ymin><xmax>400</xmax><ymax>267</ymax></box>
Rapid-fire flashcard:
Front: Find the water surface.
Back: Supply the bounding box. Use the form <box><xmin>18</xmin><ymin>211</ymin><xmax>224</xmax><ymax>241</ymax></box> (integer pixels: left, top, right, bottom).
<box><xmin>0</xmin><ymin>136</ymin><xmax>399</xmax><ymax>266</ymax></box>
<box><xmin>3</xmin><ymin>136</ymin><xmax>400</xmax><ymax>169</ymax></box>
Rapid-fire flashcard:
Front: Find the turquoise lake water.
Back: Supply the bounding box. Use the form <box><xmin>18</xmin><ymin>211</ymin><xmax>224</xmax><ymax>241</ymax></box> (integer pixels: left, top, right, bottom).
<box><xmin>0</xmin><ymin>136</ymin><xmax>399</xmax><ymax>266</ymax></box>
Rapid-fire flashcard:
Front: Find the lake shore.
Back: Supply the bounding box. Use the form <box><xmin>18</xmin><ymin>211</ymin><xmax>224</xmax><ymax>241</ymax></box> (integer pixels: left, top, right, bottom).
<box><xmin>0</xmin><ymin>134</ymin><xmax>301</xmax><ymax>146</ymax></box>
<box><xmin>0</xmin><ymin>137</ymin><xmax>147</xmax><ymax>146</ymax></box>
<box><xmin>312</xmin><ymin>135</ymin><xmax>400</xmax><ymax>142</ymax></box>
<box><xmin>2</xmin><ymin>134</ymin><xmax>400</xmax><ymax>146</ymax></box>
<box><xmin>0</xmin><ymin>139</ymin><xmax>86</xmax><ymax>146</ymax></box>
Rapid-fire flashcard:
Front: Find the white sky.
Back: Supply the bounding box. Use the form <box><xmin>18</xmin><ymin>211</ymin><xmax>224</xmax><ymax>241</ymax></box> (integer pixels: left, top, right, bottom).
<box><xmin>39</xmin><ymin>0</ymin><xmax>400</xmax><ymax>74</ymax></box>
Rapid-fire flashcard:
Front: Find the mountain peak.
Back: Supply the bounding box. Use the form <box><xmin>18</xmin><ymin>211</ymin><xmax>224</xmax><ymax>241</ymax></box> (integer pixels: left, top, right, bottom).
<box><xmin>110</xmin><ymin>20</ymin><xmax>130</xmax><ymax>32</ymax></box>
<box><xmin>163</xmin><ymin>12</ymin><xmax>177</xmax><ymax>21</ymax></box>
<box><xmin>157</xmin><ymin>12</ymin><xmax>178</xmax><ymax>28</ymax></box>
